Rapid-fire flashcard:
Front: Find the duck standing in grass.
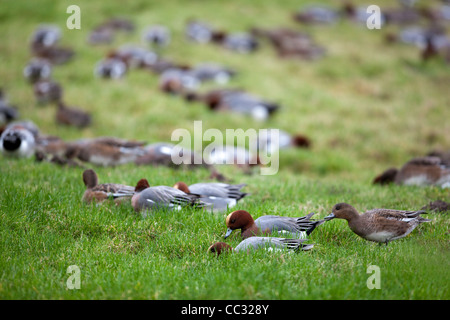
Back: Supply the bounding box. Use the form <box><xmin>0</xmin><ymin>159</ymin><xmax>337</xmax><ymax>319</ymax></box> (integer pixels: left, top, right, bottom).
<box><xmin>324</xmin><ymin>203</ymin><xmax>431</xmax><ymax>245</ymax></box>
<box><xmin>82</xmin><ymin>169</ymin><xmax>135</xmax><ymax>204</ymax></box>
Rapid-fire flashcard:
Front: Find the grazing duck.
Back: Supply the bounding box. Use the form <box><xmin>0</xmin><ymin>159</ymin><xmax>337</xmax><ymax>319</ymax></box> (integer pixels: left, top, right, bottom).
<box><xmin>158</xmin><ymin>67</ymin><xmax>200</xmax><ymax>94</ymax></box>
<box><xmin>95</xmin><ymin>17</ymin><xmax>135</xmax><ymax>33</ymax></box>
<box><xmin>131</xmin><ymin>179</ymin><xmax>209</xmax><ymax>215</ymax></box>
<box><xmin>87</xmin><ymin>18</ymin><xmax>134</xmax><ymax>45</ymax></box>
<box><xmin>56</xmin><ymin>102</ymin><xmax>91</xmax><ymax>128</ymax></box>
<box><xmin>66</xmin><ymin>137</ymin><xmax>147</xmax><ymax>167</ymax></box>
<box><xmin>189</xmin><ymin>63</ymin><xmax>236</xmax><ymax>84</ymax></box>
<box><xmin>33</xmin><ymin>80</ymin><xmax>63</xmax><ymax>104</ymax></box>
<box><xmin>374</xmin><ymin>156</ymin><xmax>450</xmax><ymax>188</ymax></box>
<box><xmin>221</xmin><ymin>32</ymin><xmax>259</xmax><ymax>53</ymax></box>
<box><xmin>189</xmin><ymin>88</ymin><xmax>279</xmax><ymax>121</ymax></box>
<box><xmin>30</xmin><ymin>24</ymin><xmax>61</xmax><ymax>49</ymax></box>
<box><xmin>30</xmin><ymin>25</ymin><xmax>74</xmax><ymax>64</ymax></box>
<box><xmin>293</xmin><ymin>5</ymin><xmax>339</xmax><ymax>24</ymax></box>
<box><xmin>252</xmin><ymin>27</ymin><xmax>325</xmax><ymax>60</ymax></box>
<box><xmin>23</xmin><ymin>58</ymin><xmax>52</xmax><ymax>83</ymax></box>
<box><xmin>0</xmin><ymin>123</ymin><xmax>36</xmax><ymax>158</ymax></box>
<box><xmin>224</xmin><ymin>210</ymin><xmax>323</xmax><ymax>240</ymax></box>
<box><xmin>324</xmin><ymin>203</ymin><xmax>431</xmax><ymax>245</ymax></box>
<box><xmin>82</xmin><ymin>169</ymin><xmax>135</xmax><ymax>204</ymax></box>
<box><xmin>32</xmin><ymin>46</ymin><xmax>75</xmax><ymax>65</ymax></box>
<box><xmin>109</xmin><ymin>45</ymin><xmax>158</xmax><ymax>69</ymax></box>
<box><xmin>185</xmin><ymin>20</ymin><xmax>219</xmax><ymax>43</ymax></box>
<box><xmin>87</xmin><ymin>26</ymin><xmax>114</xmax><ymax>45</ymax></box>
<box><xmin>205</xmin><ymin>144</ymin><xmax>260</xmax><ymax>169</ymax></box>
<box><xmin>173</xmin><ymin>181</ymin><xmax>247</xmax><ymax>211</ymax></box>
<box><xmin>94</xmin><ymin>57</ymin><xmax>128</xmax><ymax>79</ymax></box>
<box><xmin>208</xmin><ymin>237</ymin><xmax>314</xmax><ymax>256</ymax></box>
<box><xmin>256</xmin><ymin>129</ymin><xmax>311</xmax><ymax>154</ymax></box>
<box><xmin>421</xmin><ymin>200</ymin><xmax>450</xmax><ymax>213</ymax></box>
<box><xmin>142</xmin><ymin>25</ymin><xmax>171</xmax><ymax>47</ymax></box>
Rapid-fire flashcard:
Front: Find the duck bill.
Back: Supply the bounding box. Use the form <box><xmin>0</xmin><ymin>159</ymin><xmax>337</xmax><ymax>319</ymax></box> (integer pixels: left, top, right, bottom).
<box><xmin>324</xmin><ymin>213</ymin><xmax>335</xmax><ymax>221</ymax></box>
<box><xmin>224</xmin><ymin>228</ymin><xmax>233</xmax><ymax>239</ymax></box>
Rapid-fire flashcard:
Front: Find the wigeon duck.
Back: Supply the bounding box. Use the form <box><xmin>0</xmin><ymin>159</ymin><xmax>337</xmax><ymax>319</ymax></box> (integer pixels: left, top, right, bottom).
<box><xmin>143</xmin><ymin>58</ymin><xmax>187</xmax><ymax>75</ymax></box>
<box><xmin>29</xmin><ymin>25</ymin><xmax>74</xmax><ymax>64</ymax></box>
<box><xmin>82</xmin><ymin>169</ymin><xmax>135</xmax><ymax>204</ymax></box>
<box><xmin>256</xmin><ymin>129</ymin><xmax>311</xmax><ymax>154</ymax></box>
<box><xmin>87</xmin><ymin>26</ymin><xmax>114</xmax><ymax>45</ymax></box>
<box><xmin>205</xmin><ymin>144</ymin><xmax>260</xmax><ymax>170</ymax></box>
<box><xmin>30</xmin><ymin>24</ymin><xmax>61</xmax><ymax>49</ymax></box>
<box><xmin>185</xmin><ymin>20</ymin><xmax>219</xmax><ymax>43</ymax></box>
<box><xmin>0</xmin><ymin>89</ymin><xmax>19</xmax><ymax>127</ymax></box>
<box><xmin>421</xmin><ymin>200</ymin><xmax>450</xmax><ymax>213</ymax></box>
<box><xmin>56</xmin><ymin>102</ymin><xmax>91</xmax><ymax>128</ymax></box>
<box><xmin>294</xmin><ymin>5</ymin><xmax>339</xmax><ymax>24</ymax></box>
<box><xmin>208</xmin><ymin>237</ymin><xmax>314</xmax><ymax>256</ymax></box>
<box><xmin>224</xmin><ymin>210</ymin><xmax>323</xmax><ymax>240</ymax></box>
<box><xmin>94</xmin><ymin>58</ymin><xmax>128</xmax><ymax>79</ymax></box>
<box><xmin>66</xmin><ymin>137</ymin><xmax>147</xmax><ymax>167</ymax></box>
<box><xmin>87</xmin><ymin>18</ymin><xmax>134</xmax><ymax>45</ymax></box>
<box><xmin>131</xmin><ymin>179</ymin><xmax>208</xmax><ymax>215</ymax></box>
<box><xmin>110</xmin><ymin>45</ymin><xmax>158</xmax><ymax>69</ymax></box>
<box><xmin>33</xmin><ymin>80</ymin><xmax>63</xmax><ymax>105</ymax></box>
<box><xmin>93</xmin><ymin>17</ymin><xmax>135</xmax><ymax>34</ymax></box>
<box><xmin>173</xmin><ymin>181</ymin><xmax>247</xmax><ymax>211</ymax></box>
<box><xmin>324</xmin><ymin>203</ymin><xmax>431</xmax><ymax>245</ymax></box>
<box><xmin>134</xmin><ymin>142</ymin><xmax>208</xmax><ymax>169</ymax></box>
<box><xmin>0</xmin><ymin>123</ymin><xmax>36</xmax><ymax>158</ymax></box>
<box><xmin>374</xmin><ymin>156</ymin><xmax>450</xmax><ymax>188</ymax></box>
<box><xmin>191</xmin><ymin>89</ymin><xmax>279</xmax><ymax>121</ymax></box>
<box><xmin>142</xmin><ymin>25</ymin><xmax>171</xmax><ymax>47</ymax></box>
<box><xmin>23</xmin><ymin>58</ymin><xmax>52</xmax><ymax>83</ymax></box>
<box><xmin>158</xmin><ymin>67</ymin><xmax>200</xmax><ymax>94</ymax></box>
<box><xmin>253</xmin><ymin>27</ymin><xmax>325</xmax><ymax>60</ymax></box>
<box><xmin>32</xmin><ymin>45</ymin><xmax>75</xmax><ymax>65</ymax></box>
<box><xmin>221</xmin><ymin>32</ymin><xmax>259</xmax><ymax>53</ymax></box>
<box><xmin>189</xmin><ymin>63</ymin><xmax>236</xmax><ymax>85</ymax></box>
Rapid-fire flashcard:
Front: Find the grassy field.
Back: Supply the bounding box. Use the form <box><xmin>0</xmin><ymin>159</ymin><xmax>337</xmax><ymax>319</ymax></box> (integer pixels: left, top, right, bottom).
<box><xmin>0</xmin><ymin>0</ymin><xmax>449</xmax><ymax>300</ymax></box>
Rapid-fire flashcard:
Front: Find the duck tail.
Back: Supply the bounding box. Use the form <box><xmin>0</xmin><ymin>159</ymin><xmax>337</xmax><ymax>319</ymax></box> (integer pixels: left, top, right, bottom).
<box><xmin>306</xmin><ymin>219</ymin><xmax>326</xmax><ymax>236</ymax></box>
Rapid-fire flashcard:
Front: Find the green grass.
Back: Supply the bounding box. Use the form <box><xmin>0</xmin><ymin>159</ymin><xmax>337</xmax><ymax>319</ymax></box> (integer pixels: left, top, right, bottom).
<box><xmin>0</xmin><ymin>0</ymin><xmax>449</xmax><ymax>300</ymax></box>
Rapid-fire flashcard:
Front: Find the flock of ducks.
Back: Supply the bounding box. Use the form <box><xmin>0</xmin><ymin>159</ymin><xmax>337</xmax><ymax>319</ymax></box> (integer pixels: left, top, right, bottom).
<box><xmin>1</xmin><ymin>1</ymin><xmax>449</xmax><ymax>256</ymax></box>
<box><xmin>82</xmin><ymin>168</ymin><xmax>433</xmax><ymax>255</ymax></box>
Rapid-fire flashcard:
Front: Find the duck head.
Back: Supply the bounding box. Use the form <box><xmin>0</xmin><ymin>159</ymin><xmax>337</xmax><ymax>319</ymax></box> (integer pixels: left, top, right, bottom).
<box><xmin>208</xmin><ymin>242</ymin><xmax>233</xmax><ymax>256</ymax></box>
<box><xmin>324</xmin><ymin>202</ymin><xmax>359</xmax><ymax>221</ymax></box>
<box><xmin>224</xmin><ymin>210</ymin><xmax>254</xmax><ymax>238</ymax></box>
<box><xmin>173</xmin><ymin>181</ymin><xmax>190</xmax><ymax>193</ymax></box>
<box><xmin>135</xmin><ymin>178</ymin><xmax>150</xmax><ymax>192</ymax></box>
<box><xmin>82</xmin><ymin>169</ymin><xmax>98</xmax><ymax>189</ymax></box>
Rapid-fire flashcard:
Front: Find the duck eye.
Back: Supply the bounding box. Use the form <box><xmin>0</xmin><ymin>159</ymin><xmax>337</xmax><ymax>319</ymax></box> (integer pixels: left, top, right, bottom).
<box><xmin>335</xmin><ymin>205</ymin><xmax>341</xmax><ymax>211</ymax></box>
<box><xmin>231</xmin><ymin>219</ymin><xmax>236</xmax><ymax>223</ymax></box>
